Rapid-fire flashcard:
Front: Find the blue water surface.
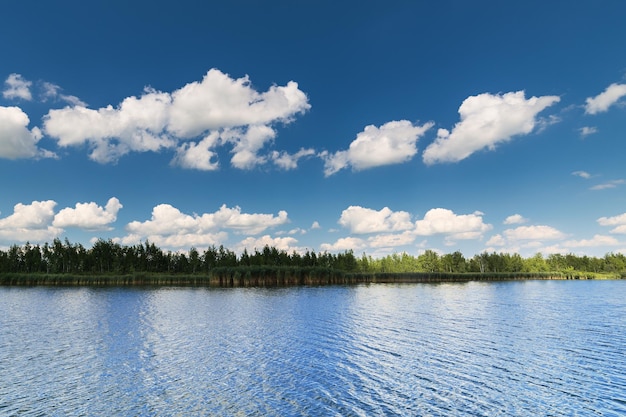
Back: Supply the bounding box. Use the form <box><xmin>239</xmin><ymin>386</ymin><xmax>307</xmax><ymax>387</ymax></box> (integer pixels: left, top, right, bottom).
<box><xmin>1</xmin><ymin>280</ymin><xmax>625</xmax><ymax>416</ymax></box>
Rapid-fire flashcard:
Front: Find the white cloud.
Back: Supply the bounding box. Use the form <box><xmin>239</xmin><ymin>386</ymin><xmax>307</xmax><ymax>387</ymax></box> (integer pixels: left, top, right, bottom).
<box><xmin>3</xmin><ymin>74</ymin><xmax>32</xmax><ymax>101</ymax></box>
<box><xmin>236</xmin><ymin>235</ymin><xmax>300</xmax><ymax>254</ymax></box>
<box><xmin>414</xmin><ymin>208</ymin><xmax>492</xmax><ymax>239</ymax></box>
<box><xmin>44</xmin><ymin>88</ymin><xmax>176</xmax><ymax>163</ymax></box>
<box><xmin>503</xmin><ymin>225</ymin><xmax>566</xmax><ymax>241</ymax></box>
<box><xmin>310</xmin><ymin>221</ymin><xmax>321</xmax><ymax>230</ymax></box>
<box><xmin>585</xmin><ymin>83</ymin><xmax>626</xmax><ymax>115</ymax></box>
<box><xmin>323</xmin><ymin>120</ymin><xmax>434</xmax><ymax>176</ymax></box>
<box><xmin>41</xmin><ymin>81</ymin><xmax>87</xmax><ymax>107</ymax></box>
<box><xmin>504</xmin><ymin>214</ymin><xmax>527</xmax><ymax>225</ymax></box>
<box><xmin>223</xmin><ymin>124</ymin><xmax>276</xmax><ymax>169</ymax></box>
<box><xmin>572</xmin><ymin>170</ymin><xmax>591</xmax><ymax>179</ymax></box>
<box><xmin>579</xmin><ymin>126</ymin><xmax>598</xmax><ymax>137</ymax></box>
<box><xmin>598</xmin><ymin>212</ymin><xmax>626</xmax><ymax>234</ymax></box>
<box><xmin>563</xmin><ymin>234</ymin><xmax>619</xmax><ymax>248</ymax></box>
<box><xmin>486</xmin><ymin>234</ymin><xmax>506</xmax><ymax>246</ymax></box>
<box><xmin>171</xmin><ymin>131</ymin><xmax>221</xmax><ymax>171</ymax></box>
<box><xmin>320</xmin><ymin>236</ymin><xmax>367</xmax><ymax>252</ymax></box>
<box><xmin>0</xmin><ymin>200</ymin><xmax>62</xmax><ymax>243</ymax></box>
<box><xmin>590</xmin><ymin>179</ymin><xmax>624</xmax><ymax>190</ymax></box>
<box><xmin>422</xmin><ymin>91</ymin><xmax>560</xmax><ymax>164</ymax></box>
<box><xmin>53</xmin><ymin>197</ymin><xmax>122</xmax><ymax>231</ymax></box>
<box><xmin>44</xmin><ymin>69</ymin><xmax>310</xmax><ymax>167</ymax></box>
<box><xmin>271</xmin><ymin>148</ymin><xmax>316</xmax><ymax>170</ymax></box>
<box><xmin>338</xmin><ymin>206</ymin><xmax>413</xmax><ymax>234</ymax></box>
<box><xmin>367</xmin><ymin>231</ymin><xmax>416</xmax><ymax>248</ymax></box>
<box><xmin>168</xmin><ymin>69</ymin><xmax>310</xmax><ymax>137</ymax></box>
<box><xmin>0</xmin><ymin>106</ymin><xmax>53</xmax><ymax>159</ymax></box>
<box><xmin>121</xmin><ymin>204</ymin><xmax>289</xmax><ymax>249</ymax></box>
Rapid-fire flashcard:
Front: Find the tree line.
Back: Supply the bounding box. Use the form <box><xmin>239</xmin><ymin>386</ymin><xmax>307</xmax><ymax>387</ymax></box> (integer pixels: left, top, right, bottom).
<box><xmin>0</xmin><ymin>238</ymin><xmax>624</xmax><ymax>276</ymax></box>
<box><xmin>359</xmin><ymin>250</ymin><xmax>626</xmax><ymax>275</ymax></box>
<box><xmin>0</xmin><ymin>238</ymin><xmax>358</xmax><ymax>275</ymax></box>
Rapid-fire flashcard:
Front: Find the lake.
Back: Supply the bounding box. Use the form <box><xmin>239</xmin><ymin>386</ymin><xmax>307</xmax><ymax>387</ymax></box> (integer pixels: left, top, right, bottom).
<box><xmin>1</xmin><ymin>280</ymin><xmax>625</xmax><ymax>416</ymax></box>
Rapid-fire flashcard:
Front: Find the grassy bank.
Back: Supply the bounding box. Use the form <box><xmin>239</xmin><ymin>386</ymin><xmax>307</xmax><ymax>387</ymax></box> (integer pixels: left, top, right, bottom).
<box><xmin>1</xmin><ymin>268</ymin><xmax>622</xmax><ymax>287</ymax></box>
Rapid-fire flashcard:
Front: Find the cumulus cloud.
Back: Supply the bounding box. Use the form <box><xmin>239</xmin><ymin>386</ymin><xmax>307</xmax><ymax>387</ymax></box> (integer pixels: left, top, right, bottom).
<box><xmin>486</xmin><ymin>224</ymin><xmax>568</xmax><ymax>255</ymax></box>
<box><xmin>236</xmin><ymin>235</ymin><xmax>300</xmax><ymax>254</ymax></box>
<box><xmin>44</xmin><ymin>88</ymin><xmax>176</xmax><ymax>163</ymax></box>
<box><xmin>223</xmin><ymin>124</ymin><xmax>277</xmax><ymax>169</ymax></box>
<box><xmin>585</xmin><ymin>83</ymin><xmax>626</xmax><ymax>115</ymax></box>
<box><xmin>338</xmin><ymin>206</ymin><xmax>413</xmax><ymax>234</ymax></box>
<box><xmin>598</xmin><ymin>212</ymin><xmax>626</xmax><ymax>234</ymax></box>
<box><xmin>504</xmin><ymin>214</ymin><xmax>528</xmax><ymax>225</ymax></box>
<box><xmin>572</xmin><ymin>170</ymin><xmax>591</xmax><ymax>179</ymax></box>
<box><xmin>171</xmin><ymin>131</ymin><xmax>221</xmax><ymax>171</ymax></box>
<box><xmin>323</xmin><ymin>120</ymin><xmax>434</xmax><ymax>176</ymax></box>
<box><xmin>320</xmin><ymin>236</ymin><xmax>367</xmax><ymax>252</ymax></box>
<box><xmin>3</xmin><ymin>74</ymin><xmax>32</xmax><ymax>101</ymax></box>
<box><xmin>414</xmin><ymin>208</ymin><xmax>492</xmax><ymax>239</ymax></box>
<box><xmin>120</xmin><ymin>204</ymin><xmax>289</xmax><ymax>249</ymax></box>
<box><xmin>422</xmin><ymin>91</ymin><xmax>560</xmax><ymax>164</ymax></box>
<box><xmin>330</xmin><ymin>206</ymin><xmax>491</xmax><ymax>253</ymax></box>
<box><xmin>503</xmin><ymin>225</ymin><xmax>566</xmax><ymax>241</ymax></box>
<box><xmin>43</xmin><ymin>69</ymin><xmax>310</xmax><ymax>167</ymax></box>
<box><xmin>367</xmin><ymin>231</ymin><xmax>416</xmax><ymax>248</ymax></box>
<box><xmin>53</xmin><ymin>197</ymin><xmax>122</xmax><ymax>231</ymax></box>
<box><xmin>0</xmin><ymin>200</ymin><xmax>62</xmax><ymax>243</ymax></box>
<box><xmin>563</xmin><ymin>234</ymin><xmax>619</xmax><ymax>248</ymax></box>
<box><xmin>0</xmin><ymin>106</ymin><xmax>54</xmax><ymax>159</ymax></box>
<box><xmin>270</xmin><ymin>148</ymin><xmax>316</xmax><ymax>170</ymax></box>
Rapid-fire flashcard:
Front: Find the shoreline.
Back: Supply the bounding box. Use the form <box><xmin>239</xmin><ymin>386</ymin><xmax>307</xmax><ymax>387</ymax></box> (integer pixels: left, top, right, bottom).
<box><xmin>2</xmin><ymin>270</ymin><xmax>620</xmax><ymax>287</ymax></box>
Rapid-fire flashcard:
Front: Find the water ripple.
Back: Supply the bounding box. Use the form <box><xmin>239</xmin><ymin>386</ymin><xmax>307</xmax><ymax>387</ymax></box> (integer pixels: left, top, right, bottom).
<box><xmin>1</xmin><ymin>281</ymin><xmax>625</xmax><ymax>416</ymax></box>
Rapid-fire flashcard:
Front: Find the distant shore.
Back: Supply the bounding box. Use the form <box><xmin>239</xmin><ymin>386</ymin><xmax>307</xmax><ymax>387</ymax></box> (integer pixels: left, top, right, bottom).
<box><xmin>2</xmin><ymin>269</ymin><xmax>621</xmax><ymax>287</ymax></box>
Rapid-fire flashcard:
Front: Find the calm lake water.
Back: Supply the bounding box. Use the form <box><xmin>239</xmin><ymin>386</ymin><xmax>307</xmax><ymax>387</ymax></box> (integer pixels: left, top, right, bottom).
<box><xmin>1</xmin><ymin>280</ymin><xmax>625</xmax><ymax>416</ymax></box>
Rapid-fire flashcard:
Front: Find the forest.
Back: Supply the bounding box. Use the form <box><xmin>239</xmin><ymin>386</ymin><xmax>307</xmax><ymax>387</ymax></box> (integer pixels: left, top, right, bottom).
<box><xmin>0</xmin><ymin>238</ymin><xmax>625</xmax><ymax>279</ymax></box>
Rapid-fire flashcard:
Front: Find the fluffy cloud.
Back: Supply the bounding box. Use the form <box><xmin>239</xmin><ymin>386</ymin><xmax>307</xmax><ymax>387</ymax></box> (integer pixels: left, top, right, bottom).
<box><xmin>585</xmin><ymin>83</ymin><xmax>626</xmax><ymax>115</ymax></box>
<box><xmin>270</xmin><ymin>148</ymin><xmax>316</xmax><ymax>170</ymax></box>
<box><xmin>597</xmin><ymin>212</ymin><xmax>626</xmax><ymax>234</ymax></box>
<box><xmin>572</xmin><ymin>170</ymin><xmax>591</xmax><ymax>179</ymax></box>
<box><xmin>323</xmin><ymin>120</ymin><xmax>434</xmax><ymax>176</ymax></box>
<box><xmin>171</xmin><ymin>131</ymin><xmax>221</xmax><ymax>171</ymax></box>
<box><xmin>167</xmin><ymin>69</ymin><xmax>309</xmax><ymax>137</ymax></box>
<box><xmin>53</xmin><ymin>197</ymin><xmax>122</xmax><ymax>231</ymax></box>
<box><xmin>121</xmin><ymin>204</ymin><xmax>289</xmax><ymax>249</ymax></box>
<box><xmin>320</xmin><ymin>237</ymin><xmax>367</xmax><ymax>252</ymax></box>
<box><xmin>503</xmin><ymin>225</ymin><xmax>566</xmax><ymax>241</ymax></box>
<box><xmin>367</xmin><ymin>231</ymin><xmax>416</xmax><ymax>248</ymax></box>
<box><xmin>236</xmin><ymin>235</ymin><xmax>300</xmax><ymax>254</ymax></box>
<box><xmin>486</xmin><ymin>224</ymin><xmax>568</xmax><ymax>255</ymax></box>
<box><xmin>43</xmin><ymin>69</ymin><xmax>310</xmax><ymax>167</ymax></box>
<box><xmin>3</xmin><ymin>74</ymin><xmax>32</xmax><ymax>101</ymax></box>
<box><xmin>504</xmin><ymin>214</ymin><xmax>528</xmax><ymax>225</ymax></box>
<box><xmin>338</xmin><ymin>206</ymin><xmax>413</xmax><ymax>234</ymax></box>
<box><xmin>414</xmin><ymin>208</ymin><xmax>492</xmax><ymax>239</ymax></box>
<box><xmin>563</xmin><ymin>235</ymin><xmax>619</xmax><ymax>248</ymax></box>
<box><xmin>329</xmin><ymin>206</ymin><xmax>491</xmax><ymax>253</ymax></box>
<box><xmin>0</xmin><ymin>201</ymin><xmax>62</xmax><ymax>242</ymax></box>
<box><xmin>422</xmin><ymin>91</ymin><xmax>560</xmax><ymax>164</ymax></box>
<box><xmin>44</xmin><ymin>88</ymin><xmax>176</xmax><ymax>162</ymax></box>
<box><xmin>0</xmin><ymin>106</ymin><xmax>54</xmax><ymax>159</ymax></box>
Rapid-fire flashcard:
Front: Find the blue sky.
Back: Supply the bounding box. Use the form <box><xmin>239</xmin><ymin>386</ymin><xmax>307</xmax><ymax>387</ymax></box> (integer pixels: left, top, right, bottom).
<box><xmin>1</xmin><ymin>0</ymin><xmax>626</xmax><ymax>258</ymax></box>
